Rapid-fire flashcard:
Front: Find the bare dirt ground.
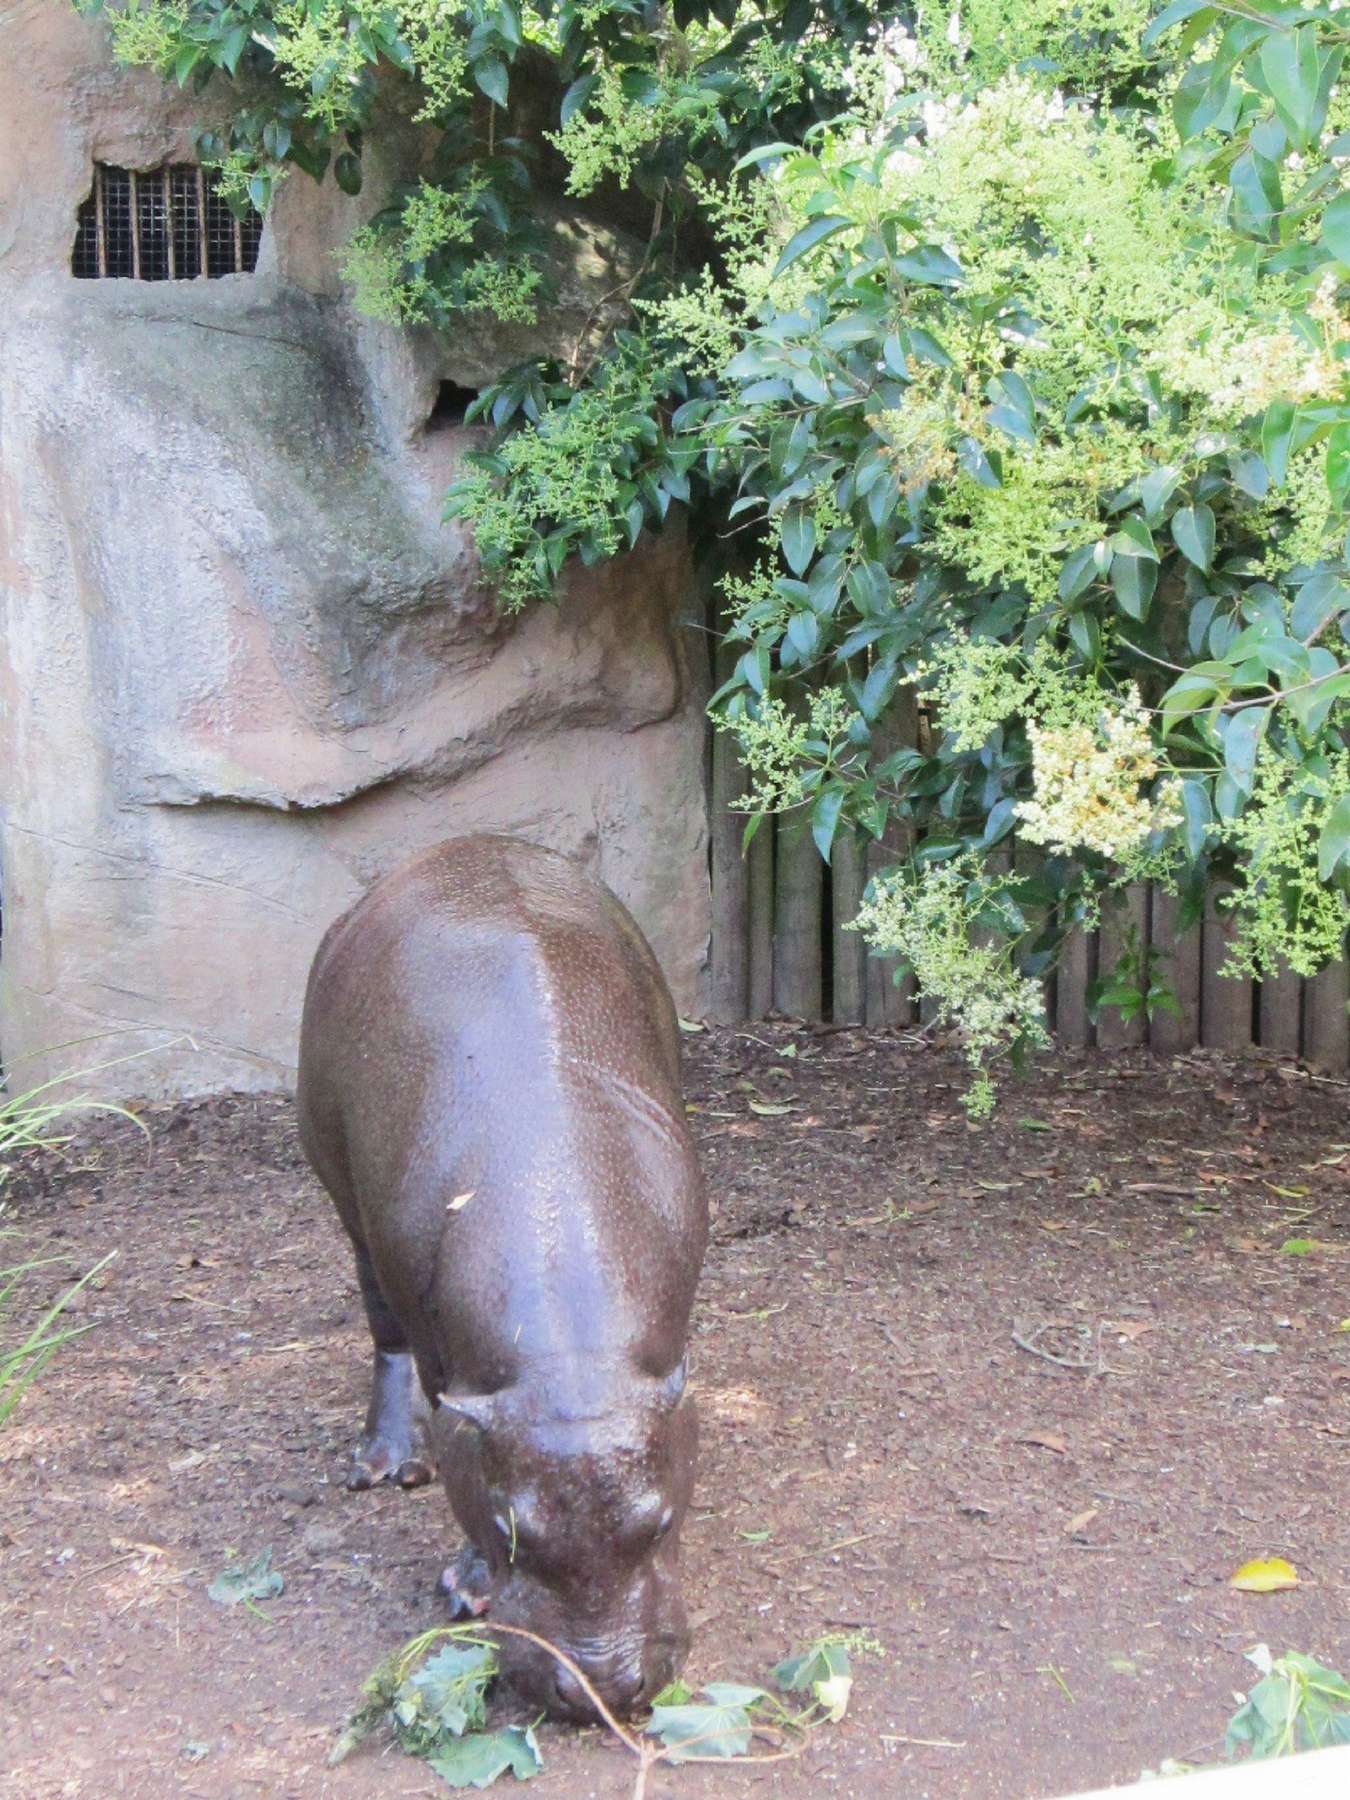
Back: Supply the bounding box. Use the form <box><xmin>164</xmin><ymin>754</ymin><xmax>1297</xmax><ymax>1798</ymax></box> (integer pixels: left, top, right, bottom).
<box><xmin>2</xmin><ymin>1027</ymin><xmax>1348</xmax><ymax>1800</ymax></box>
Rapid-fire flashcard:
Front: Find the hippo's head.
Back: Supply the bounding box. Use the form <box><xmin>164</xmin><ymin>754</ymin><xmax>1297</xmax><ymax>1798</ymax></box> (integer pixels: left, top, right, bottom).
<box><xmin>431</xmin><ymin>1362</ymin><xmax>696</xmax><ymax>1721</ymax></box>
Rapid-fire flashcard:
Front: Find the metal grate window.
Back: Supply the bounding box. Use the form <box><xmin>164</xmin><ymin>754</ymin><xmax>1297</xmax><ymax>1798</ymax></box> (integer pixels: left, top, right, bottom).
<box><xmin>72</xmin><ymin>164</ymin><xmax>263</xmax><ymax>281</ymax></box>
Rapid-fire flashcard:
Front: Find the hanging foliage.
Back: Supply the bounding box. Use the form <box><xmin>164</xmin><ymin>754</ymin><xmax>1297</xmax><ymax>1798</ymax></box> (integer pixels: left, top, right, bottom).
<box><xmin>78</xmin><ymin>1</ymin><xmax>1350</xmax><ymax>1105</ymax></box>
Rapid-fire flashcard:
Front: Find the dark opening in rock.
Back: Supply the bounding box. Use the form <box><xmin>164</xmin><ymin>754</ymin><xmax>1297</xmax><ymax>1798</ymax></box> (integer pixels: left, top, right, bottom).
<box><xmin>426</xmin><ymin>380</ymin><xmax>479</xmax><ymax>431</ymax></box>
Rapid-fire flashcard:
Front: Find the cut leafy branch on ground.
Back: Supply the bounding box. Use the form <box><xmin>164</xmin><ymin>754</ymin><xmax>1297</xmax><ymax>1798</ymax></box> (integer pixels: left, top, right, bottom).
<box><xmin>1226</xmin><ymin>1646</ymin><xmax>1350</xmax><ymax>1761</ymax></box>
<box><xmin>331</xmin><ymin>1621</ymin><xmax>856</xmax><ymax>1793</ymax></box>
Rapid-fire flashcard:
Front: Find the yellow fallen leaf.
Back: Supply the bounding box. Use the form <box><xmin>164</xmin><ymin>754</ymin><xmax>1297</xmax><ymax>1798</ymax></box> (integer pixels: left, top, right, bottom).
<box><xmin>1229</xmin><ymin>1556</ymin><xmax>1299</xmax><ymax>1593</ymax></box>
<box><xmin>748</xmin><ymin>1100</ymin><xmax>795</xmax><ymax>1116</ymax></box>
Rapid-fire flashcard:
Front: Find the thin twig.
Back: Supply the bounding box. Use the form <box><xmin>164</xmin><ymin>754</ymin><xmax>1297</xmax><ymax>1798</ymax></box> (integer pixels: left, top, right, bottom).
<box><xmin>1012</xmin><ymin>1319</ymin><xmax>1101</xmax><ymax>1372</ymax></box>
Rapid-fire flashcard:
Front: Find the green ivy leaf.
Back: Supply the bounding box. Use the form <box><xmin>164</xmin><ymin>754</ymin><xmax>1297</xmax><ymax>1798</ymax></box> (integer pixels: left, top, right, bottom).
<box><xmin>427</xmin><ymin>1725</ymin><xmax>542</xmax><ymax>1788</ymax></box>
<box><xmin>646</xmin><ymin>1696</ymin><xmax>756</xmax><ymax>1762</ymax></box>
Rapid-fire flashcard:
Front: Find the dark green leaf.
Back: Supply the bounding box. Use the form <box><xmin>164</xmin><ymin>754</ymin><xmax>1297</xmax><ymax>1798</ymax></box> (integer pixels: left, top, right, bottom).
<box><xmin>1319</xmin><ymin>793</ymin><xmax>1350</xmax><ymax>880</ymax></box>
<box><xmin>1112</xmin><ymin>553</ymin><xmax>1157</xmax><ymax>621</ymax></box>
<box><xmin>771</xmin><ymin>215</ymin><xmax>850</xmax><ymax>280</ymax></box>
<box><xmin>893</xmin><ymin>244</ymin><xmax>963</xmax><ymax>286</ymax></box>
<box><xmin>560</xmin><ymin>73</ymin><xmax>598</xmax><ymax>126</ymax></box>
<box><xmin>474</xmin><ymin>58</ymin><xmax>509</xmax><ymax>107</ymax></box>
<box><xmin>1059</xmin><ymin>545</ymin><xmax>1097</xmax><ymax>602</ymax></box>
<box><xmin>1221</xmin><ymin>705</ymin><xmax>1268</xmax><ymax>794</ymax></box>
<box><xmin>1322</xmin><ymin>190</ymin><xmax>1350</xmax><ymax>265</ymax></box>
<box><xmin>812</xmin><ymin>786</ymin><xmax>846</xmax><ymax>863</ymax></box>
<box><xmin>1171</xmin><ymin>503</ymin><xmax>1215</xmax><ymax>572</ymax></box>
<box><xmin>779</xmin><ymin>504</ymin><xmax>815</xmax><ymax>576</ymax></box>
<box><xmin>1180</xmin><ymin>777</ymin><xmax>1213</xmax><ymax>859</ymax></box>
<box><xmin>1257</xmin><ymin>25</ymin><xmax>1321</xmax><ymax>147</ymax></box>
<box><xmin>1291</xmin><ymin>572</ymin><xmax>1348</xmax><ymax>641</ymax></box>
<box><xmin>1262</xmin><ymin>400</ymin><xmax>1297</xmax><ymax>486</ymax></box>
<box><xmin>1142</xmin><ymin>0</ymin><xmax>1216</xmax><ymax>49</ymax></box>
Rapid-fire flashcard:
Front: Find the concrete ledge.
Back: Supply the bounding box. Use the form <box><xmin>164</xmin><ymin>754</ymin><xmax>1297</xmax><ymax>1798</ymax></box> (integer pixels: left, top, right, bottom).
<box><xmin>1058</xmin><ymin>1742</ymin><xmax>1350</xmax><ymax>1799</ymax></box>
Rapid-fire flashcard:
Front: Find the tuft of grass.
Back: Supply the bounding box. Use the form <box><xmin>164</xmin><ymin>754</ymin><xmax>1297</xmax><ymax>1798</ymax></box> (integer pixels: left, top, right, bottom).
<box><xmin>0</xmin><ymin>1239</ymin><xmax>116</xmax><ymax>1426</ymax></box>
<box><xmin>0</xmin><ymin>1052</ymin><xmax>149</xmax><ymax>1424</ymax></box>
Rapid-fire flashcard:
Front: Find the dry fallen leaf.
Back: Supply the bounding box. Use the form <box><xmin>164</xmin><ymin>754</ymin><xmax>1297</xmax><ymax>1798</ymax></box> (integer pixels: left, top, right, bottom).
<box><xmin>748</xmin><ymin>1100</ymin><xmax>795</xmax><ymax>1116</ymax></box>
<box><xmin>1229</xmin><ymin>1556</ymin><xmax>1299</xmax><ymax>1593</ymax></box>
<box><xmin>1106</xmin><ymin>1320</ymin><xmax>1154</xmax><ymax>1342</ymax></box>
<box><xmin>1018</xmin><ymin>1430</ymin><xmax>1068</xmax><ymax>1455</ymax></box>
<box><xmin>1065</xmin><ymin>1508</ymin><xmax>1099</xmax><ymax>1537</ymax></box>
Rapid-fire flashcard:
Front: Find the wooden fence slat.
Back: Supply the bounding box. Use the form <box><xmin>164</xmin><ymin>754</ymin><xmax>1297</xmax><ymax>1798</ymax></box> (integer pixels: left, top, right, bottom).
<box><xmin>829</xmin><ymin>829</ymin><xmax>867</xmax><ymax>1024</ymax></box>
<box><xmin>1303</xmin><ymin>949</ymin><xmax>1349</xmax><ymax>1071</ymax></box>
<box><xmin>772</xmin><ymin>819</ymin><xmax>822</xmax><ymax>1019</ymax></box>
<box><xmin>707</xmin><ymin>636</ymin><xmax>750</xmax><ymax>1022</ymax></box>
<box><xmin>1149</xmin><ymin>888</ymin><xmax>1200</xmax><ymax>1053</ymax></box>
<box><xmin>1200</xmin><ymin>886</ymin><xmax>1253</xmax><ymax>1051</ymax></box>
<box><xmin>1054</xmin><ymin>925</ymin><xmax>1094</xmax><ymax>1049</ymax></box>
<box><xmin>1096</xmin><ymin>884</ymin><xmax>1148</xmax><ymax>1051</ymax></box>
<box><xmin>863</xmin><ymin>689</ymin><xmax>918</xmax><ymax>1027</ymax></box>
<box><xmin>861</xmin><ymin>834</ymin><xmax>911</xmax><ymax>1026</ymax></box>
<box><xmin>1257</xmin><ymin>963</ymin><xmax>1302</xmax><ymax>1058</ymax></box>
<box><xmin>745</xmin><ymin>818</ymin><xmax>774</xmax><ymax>1020</ymax></box>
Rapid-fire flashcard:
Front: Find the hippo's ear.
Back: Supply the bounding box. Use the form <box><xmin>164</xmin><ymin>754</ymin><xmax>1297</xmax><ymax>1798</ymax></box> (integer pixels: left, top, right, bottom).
<box><xmin>437</xmin><ymin>1391</ymin><xmax>497</xmax><ymax>1434</ymax></box>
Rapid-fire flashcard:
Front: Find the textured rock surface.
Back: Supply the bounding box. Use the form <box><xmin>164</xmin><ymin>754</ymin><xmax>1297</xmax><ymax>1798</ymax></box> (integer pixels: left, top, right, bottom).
<box><xmin>0</xmin><ymin>3</ymin><xmax>709</xmax><ymax>1098</ymax></box>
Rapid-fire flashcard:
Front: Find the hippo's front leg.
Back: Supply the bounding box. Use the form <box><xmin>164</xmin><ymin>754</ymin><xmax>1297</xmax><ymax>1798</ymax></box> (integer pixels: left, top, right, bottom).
<box><xmin>348</xmin><ymin>1246</ymin><xmax>434</xmax><ymax>1491</ymax></box>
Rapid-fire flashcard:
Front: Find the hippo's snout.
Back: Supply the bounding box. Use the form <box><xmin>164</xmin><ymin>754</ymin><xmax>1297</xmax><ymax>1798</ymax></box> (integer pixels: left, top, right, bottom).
<box><xmin>552</xmin><ymin>1656</ymin><xmax>646</xmax><ymax>1721</ymax></box>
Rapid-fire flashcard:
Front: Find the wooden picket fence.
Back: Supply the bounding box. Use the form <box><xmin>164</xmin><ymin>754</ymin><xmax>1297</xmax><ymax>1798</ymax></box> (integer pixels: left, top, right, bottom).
<box><xmin>704</xmin><ymin>669</ymin><xmax>1350</xmax><ymax>1068</ymax></box>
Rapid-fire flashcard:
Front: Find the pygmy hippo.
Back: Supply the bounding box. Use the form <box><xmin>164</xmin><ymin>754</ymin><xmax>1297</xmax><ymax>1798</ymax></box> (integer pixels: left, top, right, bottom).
<box><xmin>296</xmin><ymin>835</ymin><xmax>708</xmax><ymax>1720</ymax></box>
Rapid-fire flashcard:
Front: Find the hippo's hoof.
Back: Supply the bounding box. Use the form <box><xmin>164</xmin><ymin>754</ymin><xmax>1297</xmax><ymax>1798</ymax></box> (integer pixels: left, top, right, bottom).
<box><xmin>439</xmin><ymin>1547</ymin><xmax>492</xmax><ymax>1619</ymax></box>
<box><xmin>346</xmin><ymin>1444</ymin><xmax>434</xmax><ymax>1492</ymax></box>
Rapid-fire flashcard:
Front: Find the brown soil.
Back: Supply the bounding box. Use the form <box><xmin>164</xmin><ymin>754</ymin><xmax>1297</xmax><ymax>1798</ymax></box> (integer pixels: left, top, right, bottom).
<box><xmin>2</xmin><ymin>1029</ymin><xmax>1348</xmax><ymax>1800</ymax></box>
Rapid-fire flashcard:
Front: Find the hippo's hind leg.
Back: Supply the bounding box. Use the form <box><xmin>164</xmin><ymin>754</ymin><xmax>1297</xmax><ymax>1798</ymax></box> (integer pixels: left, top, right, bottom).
<box><xmin>348</xmin><ymin>1246</ymin><xmax>434</xmax><ymax>1491</ymax></box>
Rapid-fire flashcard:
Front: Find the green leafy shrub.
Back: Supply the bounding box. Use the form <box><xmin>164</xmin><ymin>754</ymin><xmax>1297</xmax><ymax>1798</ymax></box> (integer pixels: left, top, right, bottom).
<box><xmin>77</xmin><ymin>2</ymin><xmax>1350</xmax><ymax>1102</ymax></box>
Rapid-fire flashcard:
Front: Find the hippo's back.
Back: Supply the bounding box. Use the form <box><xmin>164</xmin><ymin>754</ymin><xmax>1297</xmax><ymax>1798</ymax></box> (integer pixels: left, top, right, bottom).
<box><xmin>296</xmin><ymin>836</ymin><xmax>703</xmax><ymax>1394</ymax></box>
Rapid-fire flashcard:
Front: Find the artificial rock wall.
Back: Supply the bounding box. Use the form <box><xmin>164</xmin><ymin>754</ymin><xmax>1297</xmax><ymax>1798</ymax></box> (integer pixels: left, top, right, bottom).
<box><xmin>0</xmin><ymin>3</ymin><xmax>710</xmax><ymax>1098</ymax></box>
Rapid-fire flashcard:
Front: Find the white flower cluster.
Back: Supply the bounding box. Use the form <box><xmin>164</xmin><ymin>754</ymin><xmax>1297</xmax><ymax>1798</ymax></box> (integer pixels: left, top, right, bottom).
<box><xmin>729</xmin><ymin>688</ymin><xmax>858</xmax><ymax>815</ymax></box>
<box><xmin>1015</xmin><ymin>689</ymin><xmax>1182</xmax><ymax>860</ymax></box>
<box><xmin>851</xmin><ymin>855</ymin><xmax>1049</xmax><ymax>1117</ymax></box>
<box><xmin>1152</xmin><ymin>275</ymin><xmax>1349</xmax><ymax>419</ymax></box>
